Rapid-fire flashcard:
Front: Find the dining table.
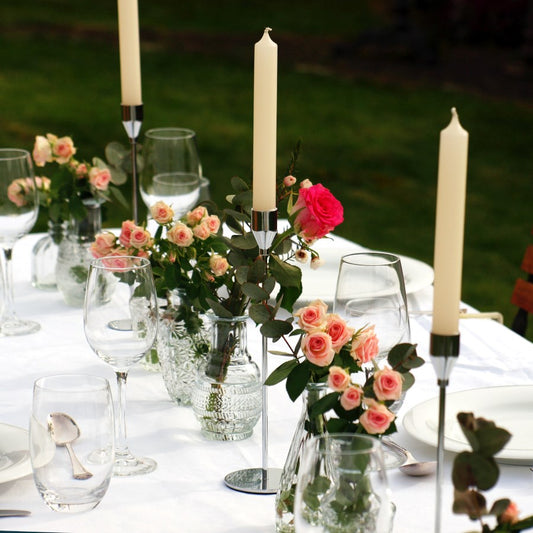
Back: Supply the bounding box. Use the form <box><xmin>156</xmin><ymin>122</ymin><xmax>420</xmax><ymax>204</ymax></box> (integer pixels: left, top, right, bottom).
<box><xmin>1</xmin><ymin>230</ymin><xmax>532</xmax><ymax>533</ymax></box>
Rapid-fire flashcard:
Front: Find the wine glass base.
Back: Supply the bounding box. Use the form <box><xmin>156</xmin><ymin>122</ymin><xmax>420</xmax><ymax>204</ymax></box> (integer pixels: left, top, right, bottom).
<box><xmin>113</xmin><ymin>450</ymin><xmax>157</xmax><ymax>477</ymax></box>
<box><xmin>1</xmin><ymin>318</ymin><xmax>40</xmax><ymax>336</ymax></box>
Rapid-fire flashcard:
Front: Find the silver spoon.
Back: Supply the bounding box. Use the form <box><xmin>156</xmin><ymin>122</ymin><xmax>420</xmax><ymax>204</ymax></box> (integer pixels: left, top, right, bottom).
<box><xmin>47</xmin><ymin>412</ymin><xmax>93</xmax><ymax>480</ymax></box>
<box><xmin>384</xmin><ymin>439</ymin><xmax>437</xmax><ymax>477</ymax></box>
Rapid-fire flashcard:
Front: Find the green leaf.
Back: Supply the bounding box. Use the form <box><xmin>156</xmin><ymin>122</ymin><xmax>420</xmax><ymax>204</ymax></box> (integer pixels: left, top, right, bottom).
<box><xmin>286</xmin><ymin>361</ymin><xmax>312</xmax><ymax>402</ymax></box>
<box><xmin>277</xmin><ymin>285</ymin><xmax>303</xmax><ymax>313</ymax></box>
<box><xmin>248</xmin><ymin>302</ymin><xmax>272</xmax><ymax>324</ymax></box>
<box><xmin>205</xmin><ymin>298</ymin><xmax>233</xmax><ymax>319</ymax></box>
<box><xmin>260</xmin><ymin>319</ymin><xmax>293</xmax><ymax>338</ymax></box>
<box><xmin>452</xmin><ymin>489</ymin><xmax>487</xmax><ymax>520</ymax></box>
<box><xmin>308</xmin><ymin>392</ymin><xmax>340</xmax><ymax>418</ymax></box>
<box><xmin>231</xmin><ymin>233</ymin><xmax>258</xmax><ymax>250</ymax></box>
<box><xmin>489</xmin><ymin>498</ymin><xmax>511</xmax><ymax>517</ymax></box>
<box><xmin>476</xmin><ymin>426</ymin><xmax>512</xmax><ymax>457</ymax></box>
<box><xmin>231</xmin><ymin>176</ymin><xmax>250</xmax><ymax>193</ymax></box>
<box><xmin>401</xmin><ymin>371</ymin><xmax>415</xmax><ymax>392</ymax></box>
<box><xmin>264</xmin><ymin>359</ymin><xmax>299</xmax><ymax>386</ymax></box>
<box><xmin>452</xmin><ymin>451</ymin><xmax>499</xmax><ymax>491</ymax></box>
<box><xmin>387</xmin><ymin>343</ymin><xmax>423</xmax><ymax>371</ymax></box>
<box><xmin>235</xmin><ymin>266</ymin><xmax>249</xmax><ymax>284</ymax></box>
<box><xmin>270</xmin><ymin>254</ymin><xmax>302</xmax><ymax>288</ymax></box>
<box><xmin>242</xmin><ymin>282</ymin><xmax>269</xmax><ymax>301</ymax></box>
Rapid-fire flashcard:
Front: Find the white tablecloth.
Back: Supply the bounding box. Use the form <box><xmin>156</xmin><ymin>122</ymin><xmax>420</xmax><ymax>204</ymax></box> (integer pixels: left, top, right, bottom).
<box><xmin>1</xmin><ymin>233</ymin><xmax>533</xmax><ymax>533</ymax></box>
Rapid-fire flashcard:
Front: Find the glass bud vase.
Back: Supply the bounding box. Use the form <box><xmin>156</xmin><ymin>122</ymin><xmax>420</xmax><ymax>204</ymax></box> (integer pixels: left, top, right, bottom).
<box><xmin>191</xmin><ymin>315</ymin><xmax>261</xmax><ymax>441</ymax></box>
<box><xmin>31</xmin><ymin>219</ymin><xmax>67</xmax><ymax>290</ymax></box>
<box><xmin>157</xmin><ymin>289</ymin><xmax>211</xmax><ymax>405</ymax></box>
<box><xmin>275</xmin><ymin>382</ymin><xmax>329</xmax><ymax>533</ymax></box>
<box><xmin>56</xmin><ymin>200</ymin><xmax>102</xmax><ymax>307</ymax></box>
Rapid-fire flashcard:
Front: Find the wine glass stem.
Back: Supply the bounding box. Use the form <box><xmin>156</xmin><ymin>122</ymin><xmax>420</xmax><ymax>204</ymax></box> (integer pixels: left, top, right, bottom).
<box><xmin>0</xmin><ymin>247</ymin><xmax>16</xmax><ymax>322</ymax></box>
<box><xmin>115</xmin><ymin>370</ymin><xmax>129</xmax><ymax>455</ymax></box>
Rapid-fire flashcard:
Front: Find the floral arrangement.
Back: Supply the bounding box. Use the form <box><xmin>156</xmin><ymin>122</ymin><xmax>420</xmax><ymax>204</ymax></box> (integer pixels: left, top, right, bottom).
<box><xmin>452</xmin><ymin>412</ymin><xmax>533</xmax><ymax>532</ymax></box>
<box><xmin>265</xmin><ymin>299</ymin><xmax>424</xmax><ymax>435</ymax></box>
<box><xmin>28</xmin><ymin>133</ymin><xmax>127</xmax><ymax>222</ymax></box>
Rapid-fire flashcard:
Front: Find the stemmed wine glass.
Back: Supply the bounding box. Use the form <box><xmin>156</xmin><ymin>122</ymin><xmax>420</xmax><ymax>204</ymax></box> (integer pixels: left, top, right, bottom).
<box><xmin>140</xmin><ymin>127</ymin><xmax>202</xmax><ymax>219</ymax></box>
<box><xmin>333</xmin><ymin>252</ymin><xmax>410</xmax><ymax>361</ymax></box>
<box><xmin>0</xmin><ymin>148</ymin><xmax>40</xmax><ymax>335</ymax></box>
<box><xmin>83</xmin><ymin>256</ymin><xmax>159</xmax><ymax>476</ymax></box>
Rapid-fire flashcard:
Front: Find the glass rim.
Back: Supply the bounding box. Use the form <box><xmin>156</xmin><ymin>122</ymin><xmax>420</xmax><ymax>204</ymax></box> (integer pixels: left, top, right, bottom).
<box><xmin>310</xmin><ymin>433</ymin><xmax>382</xmax><ymax>455</ymax></box>
<box><xmin>34</xmin><ymin>373</ymin><xmax>110</xmax><ymax>393</ymax></box>
<box><xmin>0</xmin><ymin>148</ymin><xmax>32</xmax><ymax>161</ymax></box>
<box><xmin>340</xmin><ymin>252</ymin><xmax>401</xmax><ymax>267</ymax></box>
<box><xmin>145</xmin><ymin>127</ymin><xmax>196</xmax><ymax>140</ymax></box>
<box><xmin>90</xmin><ymin>255</ymin><xmax>151</xmax><ymax>272</ymax></box>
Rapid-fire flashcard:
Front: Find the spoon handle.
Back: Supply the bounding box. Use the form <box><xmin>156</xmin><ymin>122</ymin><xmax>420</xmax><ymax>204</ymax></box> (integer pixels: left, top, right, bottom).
<box><xmin>65</xmin><ymin>443</ymin><xmax>93</xmax><ymax>480</ymax></box>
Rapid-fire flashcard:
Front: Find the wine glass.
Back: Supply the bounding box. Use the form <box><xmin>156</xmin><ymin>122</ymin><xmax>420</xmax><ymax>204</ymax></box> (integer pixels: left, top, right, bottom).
<box><xmin>0</xmin><ymin>148</ymin><xmax>40</xmax><ymax>335</ymax></box>
<box><xmin>140</xmin><ymin>127</ymin><xmax>202</xmax><ymax>219</ymax></box>
<box><xmin>333</xmin><ymin>252</ymin><xmax>410</xmax><ymax>361</ymax></box>
<box><xmin>83</xmin><ymin>256</ymin><xmax>158</xmax><ymax>476</ymax></box>
<box><xmin>294</xmin><ymin>433</ymin><xmax>394</xmax><ymax>533</ymax></box>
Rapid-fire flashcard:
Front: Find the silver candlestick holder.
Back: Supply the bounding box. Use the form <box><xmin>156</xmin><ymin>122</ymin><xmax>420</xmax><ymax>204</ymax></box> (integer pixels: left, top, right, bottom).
<box><xmin>430</xmin><ymin>332</ymin><xmax>460</xmax><ymax>533</ymax></box>
<box><xmin>224</xmin><ymin>208</ymin><xmax>283</xmax><ymax>494</ymax></box>
<box><xmin>121</xmin><ymin>104</ymin><xmax>143</xmax><ymax>223</ymax></box>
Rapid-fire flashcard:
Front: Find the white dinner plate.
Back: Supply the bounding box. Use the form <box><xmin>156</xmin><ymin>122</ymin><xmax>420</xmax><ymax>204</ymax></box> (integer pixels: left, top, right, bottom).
<box><xmin>0</xmin><ymin>423</ymin><xmax>32</xmax><ymax>483</ymax></box>
<box><xmin>403</xmin><ymin>385</ymin><xmax>533</xmax><ymax>465</ymax></box>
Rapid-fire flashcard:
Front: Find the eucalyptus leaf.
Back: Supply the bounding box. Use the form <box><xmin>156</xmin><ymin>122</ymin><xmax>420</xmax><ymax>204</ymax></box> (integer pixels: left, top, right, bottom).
<box><xmin>286</xmin><ymin>361</ymin><xmax>312</xmax><ymax>402</ymax></box>
<box><xmin>248</xmin><ymin>302</ymin><xmax>272</xmax><ymax>324</ymax></box>
<box><xmin>264</xmin><ymin>359</ymin><xmax>299</xmax><ymax>386</ymax></box>
<box><xmin>308</xmin><ymin>392</ymin><xmax>340</xmax><ymax>418</ymax></box>
<box><xmin>242</xmin><ymin>282</ymin><xmax>269</xmax><ymax>301</ymax></box>
<box><xmin>270</xmin><ymin>254</ymin><xmax>302</xmax><ymax>288</ymax></box>
<box><xmin>260</xmin><ymin>319</ymin><xmax>293</xmax><ymax>338</ymax></box>
<box><xmin>205</xmin><ymin>298</ymin><xmax>233</xmax><ymax>319</ymax></box>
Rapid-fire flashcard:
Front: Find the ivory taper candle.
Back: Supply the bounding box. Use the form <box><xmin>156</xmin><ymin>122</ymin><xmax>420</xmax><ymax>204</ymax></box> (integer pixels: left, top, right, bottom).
<box><xmin>117</xmin><ymin>0</ymin><xmax>142</xmax><ymax>105</ymax></box>
<box><xmin>252</xmin><ymin>27</ymin><xmax>278</xmax><ymax>212</ymax></box>
<box><xmin>432</xmin><ymin>108</ymin><xmax>469</xmax><ymax>336</ymax></box>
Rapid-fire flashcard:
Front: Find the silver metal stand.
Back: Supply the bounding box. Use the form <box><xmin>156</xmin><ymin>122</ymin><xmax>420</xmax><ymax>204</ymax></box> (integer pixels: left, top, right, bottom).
<box><xmin>121</xmin><ymin>104</ymin><xmax>143</xmax><ymax>223</ymax></box>
<box><xmin>224</xmin><ymin>208</ymin><xmax>283</xmax><ymax>494</ymax></box>
<box><xmin>430</xmin><ymin>333</ymin><xmax>460</xmax><ymax>533</ymax></box>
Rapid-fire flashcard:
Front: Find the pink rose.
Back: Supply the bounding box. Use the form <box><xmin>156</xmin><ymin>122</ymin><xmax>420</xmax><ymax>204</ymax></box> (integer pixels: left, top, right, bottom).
<box><xmin>192</xmin><ymin>221</ymin><xmax>211</xmax><ymax>241</ymax></box>
<box><xmin>119</xmin><ymin>220</ymin><xmax>136</xmax><ymax>247</ymax></box>
<box><xmin>209</xmin><ymin>254</ymin><xmax>229</xmax><ymax>277</ymax></box>
<box><xmin>88</xmin><ymin>167</ymin><xmax>111</xmax><ymax>191</ymax></box>
<box><xmin>185</xmin><ymin>206</ymin><xmax>207</xmax><ymax>226</ymax></box>
<box><xmin>291</xmin><ymin>183</ymin><xmax>344</xmax><ymax>241</ymax></box>
<box><xmin>283</xmin><ymin>175</ymin><xmax>296</xmax><ymax>187</ymax></box>
<box><xmin>301</xmin><ymin>331</ymin><xmax>335</xmax><ymax>367</ymax></box>
<box><xmin>129</xmin><ymin>226</ymin><xmax>152</xmax><ymax>249</ymax></box>
<box><xmin>359</xmin><ymin>399</ymin><xmax>395</xmax><ymax>435</ymax></box>
<box><xmin>294</xmin><ymin>300</ymin><xmax>328</xmax><ymax>331</ymax></box>
<box><xmin>32</xmin><ymin>136</ymin><xmax>52</xmax><ymax>167</ymax></box>
<box><xmin>350</xmin><ymin>325</ymin><xmax>379</xmax><ymax>364</ymax></box>
<box><xmin>102</xmin><ymin>253</ymin><xmax>133</xmax><ymax>271</ymax></box>
<box><xmin>150</xmin><ymin>201</ymin><xmax>174</xmax><ymax>225</ymax></box>
<box><xmin>35</xmin><ymin>176</ymin><xmax>51</xmax><ymax>192</ymax></box>
<box><xmin>204</xmin><ymin>214</ymin><xmax>221</xmax><ymax>234</ymax></box>
<box><xmin>90</xmin><ymin>232</ymin><xmax>117</xmax><ymax>258</ymax></box>
<box><xmin>325</xmin><ymin>314</ymin><xmax>354</xmax><ymax>353</ymax></box>
<box><xmin>7</xmin><ymin>179</ymin><xmax>30</xmax><ymax>207</ymax></box>
<box><xmin>167</xmin><ymin>223</ymin><xmax>194</xmax><ymax>247</ymax></box>
<box><xmin>75</xmin><ymin>163</ymin><xmax>88</xmax><ymax>179</ymax></box>
<box><xmin>52</xmin><ymin>136</ymin><xmax>76</xmax><ymax>164</ymax></box>
<box><xmin>500</xmin><ymin>502</ymin><xmax>520</xmax><ymax>524</ymax></box>
<box><xmin>340</xmin><ymin>385</ymin><xmax>363</xmax><ymax>410</ymax></box>
<box><xmin>373</xmin><ymin>367</ymin><xmax>403</xmax><ymax>401</ymax></box>
<box><xmin>327</xmin><ymin>366</ymin><xmax>350</xmax><ymax>392</ymax></box>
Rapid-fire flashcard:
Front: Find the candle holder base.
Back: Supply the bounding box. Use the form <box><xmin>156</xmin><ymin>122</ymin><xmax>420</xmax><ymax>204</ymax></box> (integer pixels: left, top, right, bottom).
<box><xmin>224</xmin><ymin>467</ymin><xmax>282</xmax><ymax>494</ymax></box>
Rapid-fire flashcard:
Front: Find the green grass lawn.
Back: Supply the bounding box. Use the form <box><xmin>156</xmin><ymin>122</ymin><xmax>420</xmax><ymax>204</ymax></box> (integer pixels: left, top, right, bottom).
<box><xmin>1</xmin><ymin>1</ymin><xmax>532</xmax><ymax>339</ymax></box>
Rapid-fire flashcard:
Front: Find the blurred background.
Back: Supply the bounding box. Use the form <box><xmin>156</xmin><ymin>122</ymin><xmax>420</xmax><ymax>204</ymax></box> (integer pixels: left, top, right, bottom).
<box><xmin>1</xmin><ymin>0</ymin><xmax>532</xmax><ymax>337</ymax></box>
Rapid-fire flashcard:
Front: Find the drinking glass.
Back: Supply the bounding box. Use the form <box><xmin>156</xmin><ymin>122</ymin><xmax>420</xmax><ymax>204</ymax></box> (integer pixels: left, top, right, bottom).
<box><xmin>30</xmin><ymin>374</ymin><xmax>114</xmax><ymax>513</ymax></box>
<box><xmin>294</xmin><ymin>434</ymin><xmax>394</xmax><ymax>533</ymax></box>
<box><xmin>140</xmin><ymin>127</ymin><xmax>201</xmax><ymax>218</ymax></box>
<box><xmin>333</xmin><ymin>252</ymin><xmax>410</xmax><ymax>361</ymax></box>
<box><xmin>83</xmin><ymin>256</ymin><xmax>158</xmax><ymax>476</ymax></box>
<box><xmin>0</xmin><ymin>148</ymin><xmax>39</xmax><ymax>335</ymax></box>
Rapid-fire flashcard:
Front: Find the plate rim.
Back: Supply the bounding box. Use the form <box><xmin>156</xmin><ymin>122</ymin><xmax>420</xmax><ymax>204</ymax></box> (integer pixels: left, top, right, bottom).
<box><xmin>0</xmin><ymin>422</ymin><xmax>32</xmax><ymax>484</ymax></box>
<box><xmin>403</xmin><ymin>384</ymin><xmax>533</xmax><ymax>464</ymax></box>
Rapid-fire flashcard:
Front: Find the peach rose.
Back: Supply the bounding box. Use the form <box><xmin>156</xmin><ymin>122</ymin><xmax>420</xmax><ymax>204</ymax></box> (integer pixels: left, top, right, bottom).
<box><xmin>192</xmin><ymin>221</ymin><xmax>211</xmax><ymax>241</ymax></box>
<box><xmin>350</xmin><ymin>325</ymin><xmax>379</xmax><ymax>364</ymax></box>
<box><xmin>32</xmin><ymin>135</ymin><xmax>52</xmax><ymax>167</ymax></box>
<box><xmin>186</xmin><ymin>206</ymin><xmax>207</xmax><ymax>226</ymax></box>
<box><xmin>129</xmin><ymin>226</ymin><xmax>152</xmax><ymax>249</ymax></box>
<box><xmin>35</xmin><ymin>176</ymin><xmax>51</xmax><ymax>192</ymax></box>
<box><xmin>301</xmin><ymin>331</ymin><xmax>335</xmax><ymax>367</ymax></box>
<box><xmin>340</xmin><ymin>385</ymin><xmax>363</xmax><ymax>411</ymax></box>
<box><xmin>75</xmin><ymin>163</ymin><xmax>88</xmax><ymax>179</ymax></box>
<box><xmin>88</xmin><ymin>167</ymin><xmax>111</xmax><ymax>191</ymax></box>
<box><xmin>327</xmin><ymin>366</ymin><xmax>350</xmax><ymax>392</ymax></box>
<box><xmin>90</xmin><ymin>232</ymin><xmax>117</xmax><ymax>258</ymax></box>
<box><xmin>102</xmin><ymin>254</ymin><xmax>133</xmax><ymax>271</ymax></box>
<box><xmin>359</xmin><ymin>399</ymin><xmax>395</xmax><ymax>435</ymax></box>
<box><xmin>7</xmin><ymin>178</ymin><xmax>30</xmax><ymax>207</ymax></box>
<box><xmin>167</xmin><ymin>223</ymin><xmax>194</xmax><ymax>247</ymax></box>
<box><xmin>119</xmin><ymin>220</ymin><xmax>136</xmax><ymax>247</ymax></box>
<box><xmin>294</xmin><ymin>300</ymin><xmax>328</xmax><ymax>331</ymax></box>
<box><xmin>204</xmin><ymin>214</ymin><xmax>221</xmax><ymax>234</ymax></box>
<box><xmin>52</xmin><ymin>136</ymin><xmax>76</xmax><ymax>164</ymax></box>
<box><xmin>283</xmin><ymin>175</ymin><xmax>297</xmax><ymax>187</ymax></box>
<box><xmin>209</xmin><ymin>254</ymin><xmax>230</xmax><ymax>277</ymax></box>
<box><xmin>500</xmin><ymin>501</ymin><xmax>520</xmax><ymax>524</ymax></box>
<box><xmin>373</xmin><ymin>367</ymin><xmax>403</xmax><ymax>401</ymax></box>
<box><xmin>325</xmin><ymin>314</ymin><xmax>354</xmax><ymax>353</ymax></box>
<box><xmin>150</xmin><ymin>201</ymin><xmax>174</xmax><ymax>225</ymax></box>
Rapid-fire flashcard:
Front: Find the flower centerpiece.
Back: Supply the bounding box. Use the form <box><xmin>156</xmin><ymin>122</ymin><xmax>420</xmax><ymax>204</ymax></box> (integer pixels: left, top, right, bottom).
<box><xmin>92</xmin><ymin>145</ymin><xmax>345</xmax><ymax>437</ymax></box>
<box><xmin>28</xmin><ymin>133</ymin><xmax>127</xmax><ymax>297</ymax></box>
<box><xmin>266</xmin><ymin>299</ymin><xmax>424</xmax><ymax>532</ymax></box>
